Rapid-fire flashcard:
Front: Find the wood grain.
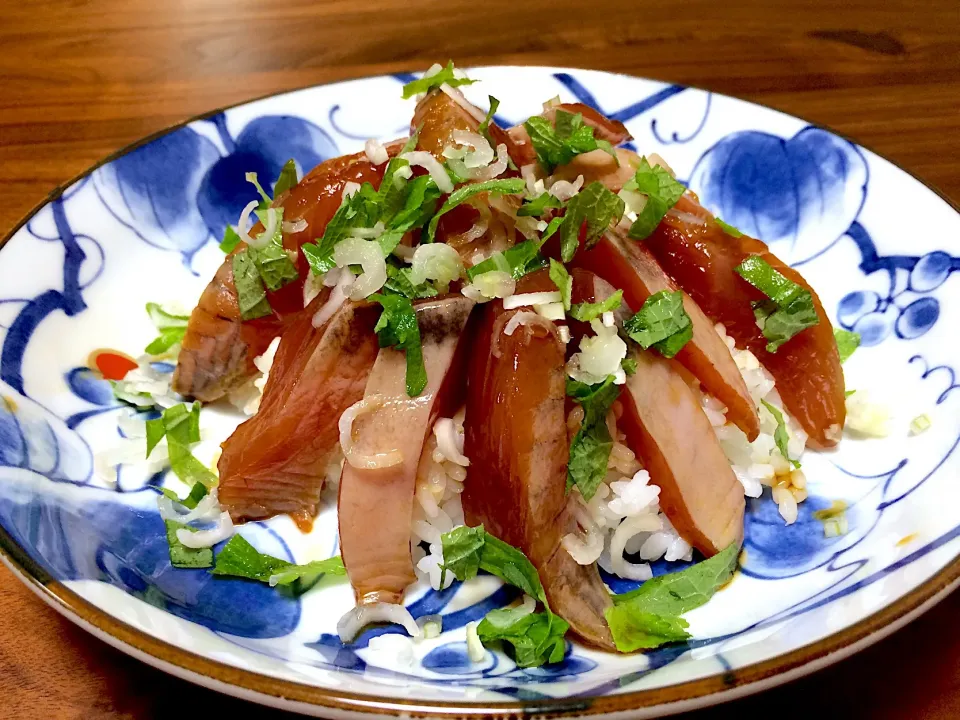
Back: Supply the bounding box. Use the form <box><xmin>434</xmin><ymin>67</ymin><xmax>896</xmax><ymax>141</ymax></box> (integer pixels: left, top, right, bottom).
<box><xmin>1</xmin><ymin>0</ymin><xmax>958</xmax><ymax>717</ymax></box>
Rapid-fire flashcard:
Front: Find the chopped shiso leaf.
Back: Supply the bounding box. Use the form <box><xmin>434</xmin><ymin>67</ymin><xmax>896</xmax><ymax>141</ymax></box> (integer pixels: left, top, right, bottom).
<box><xmin>401</xmin><ymin>60</ymin><xmax>477</xmax><ymax>99</ymax></box>
<box><xmin>467</xmin><ymin>240</ymin><xmax>548</xmax><ymax>282</ymax></box>
<box><xmin>160</xmin><ymin>481</ymin><xmax>208</xmax><ymax>510</ymax></box>
<box><xmin>517</xmin><ymin>192</ymin><xmax>562</xmax><ymax>218</ymax></box>
<box><xmin>164</xmin><ymin>520</ymin><xmax>213</xmax><ymax>569</ymax></box>
<box><xmin>606</xmin><ymin>543</ymin><xmax>738</xmax><ymax>652</ymax></box>
<box><xmin>621</xmin><ymin>356</ymin><xmax>638</xmax><ymax>375</ymax></box>
<box><xmin>273</xmin><ymin>159</ymin><xmax>299</xmax><ymax>198</ymax></box>
<box><xmin>425</xmin><ymin>178</ymin><xmax>526</xmax><ymax>242</ymax></box>
<box><xmin>232</xmin><ymin>250</ymin><xmax>273</xmax><ymax>320</ymax></box>
<box><xmin>146</xmin><ymin>403</ymin><xmax>218</xmax><ymax>488</ymax></box>
<box><xmin>144</xmin><ymin>302</ymin><xmax>189</xmax><ymax>355</ymax></box>
<box><xmin>559</xmin><ymin>182</ymin><xmax>625</xmax><ymax>262</ymax></box>
<box><xmin>477</xmin><ymin>609</ymin><xmax>569</xmax><ymax>668</ymax></box>
<box><xmin>548</xmin><ymin>259</ymin><xmax>572</xmax><ymax>310</ymax></box>
<box><xmin>439</xmin><ymin>526</ymin><xmax>570</xmax><ymax>667</ymax></box>
<box><xmin>834</xmin><ymin>328</ymin><xmax>861</xmax><ymax>364</ymax></box>
<box><xmin>370</xmin><ymin>294</ymin><xmax>427</xmax><ymax>397</ymax></box>
<box><xmin>213</xmin><ymin>534</ymin><xmax>345</xmax><ymax>590</ymax></box>
<box><xmin>478</xmin><ymin>95</ymin><xmax>500</xmax><ymax>145</ymax></box>
<box><xmin>715</xmin><ymin>218</ymin><xmax>743</xmax><ymax>237</ymax></box>
<box><xmin>440</xmin><ymin>525</ymin><xmax>548</xmax><ymax>606</ymax></box>
<box><xmin>566</xmin><ymin>376</ymin><xmax>620</xmax><ymax>501</ymax></box>
<box><xmin>734</xmin><ymin>256</ymin><xmax>819</xmax><ymax>353</ymax></box>
<box><xmin>383</xmin><ymin>263</ymin><xmax>439</xmax><ymax>299</ymax></box>
<box><xmin>910</xmin><ymin>413</ymin><xmax>932</xmax><ymax>436</ymax></box>
<box><xmin>570</xmin><ymin>290</ymin><xmax>623</xmax><ymax>322</ymax></box>
<box><xmin>761</xmin><ymin>399</ymin><xmax>800</xmax><ymax>469</ymax></box>
<box><xmin>624</xmin><ymin>158</ymin><xmax>686</xmax><ymax>241</ymax></box>
<box><xmin>622</xmin><ymin>289</ymin><xmax>692</xmax><ymax>358</ymax></box>
<box><xmin>219</xmin><ymin>225</ymin><xmax>242</xmax><ymax>254</ymax></box>
<box><xmin>523</xmin><ymin>109</ymin><xmax>617</xmax><ymax>173</ymax></box>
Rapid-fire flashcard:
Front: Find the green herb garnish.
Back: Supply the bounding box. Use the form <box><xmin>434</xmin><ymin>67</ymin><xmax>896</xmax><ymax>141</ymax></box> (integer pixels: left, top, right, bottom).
<box><xmin>570</xmin><ymin>290</ymin><xmax>623</xmax><ymax>323</ymax></box>
<box><xmin>834</xmin><ymin>328</ymin><xmax>861</xmax><ymax>363</ymax></box>
<box><xmin>761</xmin><ymin>399</ymin><xmax>800</xmax><ymax>469</ymax></box>
<box><xmin>734</xmin><ymin>256</ymin><xmax>819</xmax><ymax>353</ymax></box>
<box><xmin>559</xmin><ymin>182</ymin><xmax>625</xmax><ymax>262</ymax></box>
<box><xmin>523</xmin><ymin>110</ymin><xmax>617</xmax><ymax>173</ymax></box>
<box><xmin>213</xmin><ymin>534</ymin><xmax>345</xmax><ymax>591</ymax></box>
<box><xmin>401</xmin><ymin>61</ymin><xmax>477</xmax><ymax>99</ymax></box>
<box><xmin>370</xmin><ymin>293</ymin><xmax>427</xmax><ymax>397</ymax></box>
<box><xmin>606</xmin><ymin>543</ymin><xmax>738</xmax><ymax>652</ymax></box>
<box><xmin>624</xmin><ymin>158</ymin><xmax>686</xmax><ymax>241</ymax></box>
<box><xmin>164</xmin><ymin>520</ymin><xmax>213</xmax><ymax>569</ymax></box>
<box><xmin>426</xmin><ymin>178</ymin><xmax>526</xmax><ymax>242</ymax></box>
<box><xmin>144</xmin><ymin>302</ymin><xmax>189</xmax><ymax>355</ymax></box>
<box><xmin>622</xmin><ymin>290</ymin><xmax>692</xmax><ymax>358</ymax></box>
<box><xmin>517</xmin><ymin>192</ymin><xmax>562</xmax><ymax>218</ymax></box>
<box><xmin>219</xmin><ymin>226</ymin><xmax>242</xmax><ymax>254</ymax></box>
<box><xmin>566</xmin><ymin>376</ymin><xmax>620</xmax><ymax>500</ymax></box>
<box><xmin>715</xmin><ymin>218</ymin><xmax>743</xmax><ymax>237</ymax></box>
<box><xmin>549</xmin><ymin>259</ymin><xmax>572</xmax><ymax>310</ymax></box>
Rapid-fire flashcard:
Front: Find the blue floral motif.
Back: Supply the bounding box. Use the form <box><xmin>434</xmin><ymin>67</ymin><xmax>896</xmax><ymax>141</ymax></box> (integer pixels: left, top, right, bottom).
<box><xmin>689</xmin><ymin>127</ymin><xmax>868</xmax><ymax>263</ymax></box>
<box><xmin>93</xmin><ymin>113</ymin><xmax>338</xmax><ymax>269</ymax></box>
<box><xmin>836</xmin><ymin>222</ymin><xmax>959</xmax><ymax>345</ymax></box>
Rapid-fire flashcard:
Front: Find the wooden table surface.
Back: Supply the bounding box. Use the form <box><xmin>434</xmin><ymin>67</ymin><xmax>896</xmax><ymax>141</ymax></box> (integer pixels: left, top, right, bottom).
<box><xmin>1</xmin><ymin>0</ymin><xmax>959</xmax><ymax>717</ymax></box>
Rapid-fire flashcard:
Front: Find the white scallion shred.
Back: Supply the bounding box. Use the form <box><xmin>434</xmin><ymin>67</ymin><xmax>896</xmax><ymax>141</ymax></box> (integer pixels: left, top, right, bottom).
<box><xmin>465</xmin><ymin>622</ymin><xmax>485</xmax><ymax>663</ymax></box>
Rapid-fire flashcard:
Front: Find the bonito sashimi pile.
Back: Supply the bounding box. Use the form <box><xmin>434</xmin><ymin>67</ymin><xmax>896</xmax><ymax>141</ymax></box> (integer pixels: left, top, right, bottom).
<box><xmin>154</xmin><ymin>63</ymin><xmax>850</xmax><ymax>663</ymax></box>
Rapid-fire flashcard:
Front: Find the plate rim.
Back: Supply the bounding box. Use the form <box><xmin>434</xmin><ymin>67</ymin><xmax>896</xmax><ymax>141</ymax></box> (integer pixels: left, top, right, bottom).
<box><xmin>2</xmin><ymin>64</ymin><xmax>959</xmax><ymax>718</ymax></box>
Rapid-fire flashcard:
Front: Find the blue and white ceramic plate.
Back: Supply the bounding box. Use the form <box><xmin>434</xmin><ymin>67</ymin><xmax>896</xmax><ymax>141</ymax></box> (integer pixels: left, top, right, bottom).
<box><xmin>1</xmin><ymin>67</ymin><xmax>958</xmax><ymax>718</ymax></box>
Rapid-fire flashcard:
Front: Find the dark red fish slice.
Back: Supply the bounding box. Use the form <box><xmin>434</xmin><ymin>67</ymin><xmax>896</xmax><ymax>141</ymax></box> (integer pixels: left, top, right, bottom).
<box><xmin>173</xmin><ymin>151</ymin><xmax>388</xmax><ymax>401</ymax></box>
<box><xmin>217</xmin><ymin>298</ymin><xmax>381</xmax><ymax>531</ymax></box>
<box><xmin>339</xmin><ymin>296</ymin><xmax>475</xmax><ymax>606</ymax></box>
<box><xmin>571</xmin><ymin>227</ymin><xmax>761</xmax><ymax>441</ymax></box>
<box><xmin>645</xmin><ymin>195</ymin><xmax>846</xmax><ymax>448</ymax></box>
<box><xmin>572</xmin><ymin>270</ymin><xmax>745</xmax><ymax>557</ymax></box>
<box><xmin>462</xmin><ymin>270</ymin><xmax>615</xmax><ymax>651</ymax></box>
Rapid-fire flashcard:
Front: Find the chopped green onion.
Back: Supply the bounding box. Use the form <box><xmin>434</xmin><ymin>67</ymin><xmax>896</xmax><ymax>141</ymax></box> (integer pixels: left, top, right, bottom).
<box><xmin>478</xmin><ymin>95</ymin><xmax>500</xmax><ymax>145</ymax></box>
<box><xmin>213</xmin><ymin>534</ymin><xmax>345</xmax><ymax>592</ymax></box>
<box><xmin>523</xmin><ymin>110</ymin><xmax>616</xmax><ymax>173</ymax></box>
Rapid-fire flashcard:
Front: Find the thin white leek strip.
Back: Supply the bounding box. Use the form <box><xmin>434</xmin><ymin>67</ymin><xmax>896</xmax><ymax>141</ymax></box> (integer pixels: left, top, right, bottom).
<box><xmin>469</xmin><ymin>144</ymin><xmax>509</xmax><ymax>181</ymax></box>
<box><xmin>558</xmin><ymin>325</ymin><xmax>571</xmax><ymax>344</ymax></box>
<box><xmin>176</xmin><ymin>511</ymin><xmax>235</xmax><ymax>548</ymax></box>
<box><xmin>337</xmin><ymin>603</ymin><xmax>420</xmax><ymax>642</ymax></box>
<box><xmin>503</xmin><ymin>291</ymin><xmax>562</xmax><ymax>310</ymax></box>
<box><xmin>504</xmin><ymin>311</ymin><xmax>541</xmax><ymax>336</ymax></box>
<box><xmin>409</xmin><ymin>243</ymin><xmax>464</xmax><ymax>286</ymax></box>
<box><xmin>609</xmin><ymin>513</ymin><xmax>661</xmax><ymax>580</ymax></box>
<box><xmin>339</xmin><ymin>396</ymin><xmax>404</xmax><ymax>469</ymax></box>
<box><xmin>333</xmin><ymin>237</ymin><xmax>387</xmax><ymax>299</ymax></box>
<box><xmin>465</xmin><ymin>622</ymin><xmax>486</xmax><ymax>662</ymax></box>
<box><xmin>393</xmin><ymin>165</ymin><xmax>413</xmax><ymax>188</ymax></box>
<box><xmin>282</xmin><ymin>217</ymin><xmax>308</xmax><ymax>234</ymax></box>
<box><xmin>302</xmin><ymin>271</ymin><xmax>324</xmax><ymax>308</ymax></box>
<box><xmin>158</xmin><ymin>489</ymin><xmax>221</xmax><ymax>524</ymax></box>
<box><xmin>417</xmin><ymin>614</ymin><xmax>443</xmax><ymax>639</ymax></box>
<box><xmin>535</xmin><ymin>302</ymin><xmax>565</xmax><ymax>322</ymax></box>
<box><xmin>602</xmin><ymin>311</ymin><xmax>615</xmax><ymax>327</ymax></box>
<box><xmin>364</xmin><ymin>138</ymin><xmax>389</xmax><ymax>165</ymax></box>
<box><xmin>399</xmin><ymin>151</ymin><xmax>454</xmax><ymax>193</ymax></box>
<box><xmin>312</xmin><ymin>271</ymin><xmax>353</xmax><ymax>328</ymax></box>
<box><xmin>548</xmin><ymin>175</ymin><xmax>584</xmax><ymax>202</ymax></box>
<box><xmin>451</xmin><ymin>130</ymin><xmax>494</xmax><ymax>168</ymax></box>
<box><xmin>246</xmin><ymin>208</ymin><xmax>280</xmax><ymax>249</ymax></box>
<box><xmin>236</xmin><ymin>200</ymin><xmax>260</xmax><ymax>245</ymax></box>
<box><xmin>433</xmin><ymin>418</ymin><xmax>469</xmax><ymax>467</ymax></box>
